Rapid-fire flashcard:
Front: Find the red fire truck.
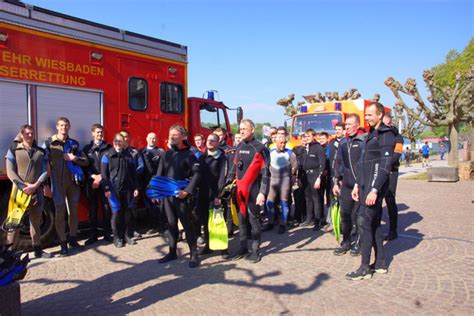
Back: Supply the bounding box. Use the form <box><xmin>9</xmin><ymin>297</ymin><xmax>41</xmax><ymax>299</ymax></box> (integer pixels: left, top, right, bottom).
<box><xmin>0</xmin><ymin>1</ymin><xmax>242</xmax><ymax>248</ymax></box>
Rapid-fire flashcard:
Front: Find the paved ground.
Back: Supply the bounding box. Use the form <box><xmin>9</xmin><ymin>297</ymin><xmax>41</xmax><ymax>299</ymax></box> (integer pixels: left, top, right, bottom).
<box><xmin>398</xmin><ymin>157</ymin><xmax>447</xmax><ymax>179</ymax></box>
<box><xmin>18</xmin><ymin>179</ymin><xmax>474</xmax><ymax>315</ymax></box>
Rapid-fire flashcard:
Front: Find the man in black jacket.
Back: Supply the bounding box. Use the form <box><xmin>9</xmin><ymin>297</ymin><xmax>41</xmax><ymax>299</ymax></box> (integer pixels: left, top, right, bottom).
<box><xmin>299</xmin><ymin>129</ymin><xmax>326</xmax><ymax>229</ymax></box>
<box><xmin>333</xmin><ymin>114</ymin><xmax>365</xmax><ymax>256</ymax></box>
<box><xmin>346</xmin><ymin>103</ymin><xmax>397</xmax><ymax>280</ymax></box>
<box><xmin>156</xmin><ymin>125</ymin><xmax>201</xmax><ymax>268</ymax></box>
<box><xmin>82</xmin><ymin>123</ymin><xmax>112</xmax><ymax>246</ymax></box>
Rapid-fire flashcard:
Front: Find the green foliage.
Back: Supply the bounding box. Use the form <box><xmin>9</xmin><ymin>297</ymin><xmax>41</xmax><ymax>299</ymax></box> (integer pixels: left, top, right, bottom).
<box><xmin>431</xmin><ymin>38</ymin><xmax>474</xmax><ymax>88</ymax></box>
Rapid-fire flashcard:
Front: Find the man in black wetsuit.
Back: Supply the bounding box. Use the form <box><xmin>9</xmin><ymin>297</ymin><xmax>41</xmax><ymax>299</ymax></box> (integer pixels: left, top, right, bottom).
<box><xmin>333</xmin><ymin>114</ymin><xmax>365</xmax><ymax>256</ymax></box>
<box><xmin>197</xmin><ymin>133</ymin><xmax>228</xmax><ymax>256</ymax></box>
<box><xmin>382</xmin><ymin>113</ymin><xmax>404</xmax><ymax>241</ymax></box>
<box><xmin>299</xmin><ymin>129</ymin><xmax>326</xmax><ymax>230</ymax></box>
<box><xmin>156</xmin><ymin>125</ymin><xmax>201</xmax><ymax>268</ymax></box>
<box><xmin>228</xmin><ymin>119</ymin><xmax>270</xmax><ymax>263</ymax></box>
<box><xmin>346</xmin><ymin>102</ymin><xmax>397</xmax><ymax>280</ymax></box>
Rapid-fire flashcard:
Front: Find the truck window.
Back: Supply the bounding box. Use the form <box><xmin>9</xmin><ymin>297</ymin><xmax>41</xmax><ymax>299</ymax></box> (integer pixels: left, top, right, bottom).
<box><xmin>160</xmin><ymin>82</ymin><xmax>184</xmax><ymax>114</ymax></box>
<box><xmin>129</xmin><ymin>77</ymin><xmax>148</xmax><ymax>111</ymax></box>
<box><xmin>200</xmin><ymin>104</ymin><xmax>224</xmax><ymax>130</ymax></box>
<box><xmin>292</xmin><ymin>113</ymin><xmax>343</xmax><ymax>136</ymax></box>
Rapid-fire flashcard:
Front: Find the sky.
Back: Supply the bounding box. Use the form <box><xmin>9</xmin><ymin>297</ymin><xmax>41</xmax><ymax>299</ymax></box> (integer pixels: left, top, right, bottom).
<box><xmin>26</xmin><ymin>0</ymin><xmax>473</xmax><ymax>126</ymax></box>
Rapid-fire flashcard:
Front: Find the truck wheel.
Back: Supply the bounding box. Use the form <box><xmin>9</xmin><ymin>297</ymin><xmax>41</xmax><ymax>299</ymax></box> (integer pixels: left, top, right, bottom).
<box><xmin>16</xmin><ymin>197</ymin><xmax>56</xmax><ymax>251</ymax></box>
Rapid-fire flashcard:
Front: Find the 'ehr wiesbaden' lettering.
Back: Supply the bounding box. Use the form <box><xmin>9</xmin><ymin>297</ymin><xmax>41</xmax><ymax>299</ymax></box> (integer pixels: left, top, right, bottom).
<box><xmin>0</xmin><ymin>51</ymin><xmax>104</xmax><ymax>86</ymax></box>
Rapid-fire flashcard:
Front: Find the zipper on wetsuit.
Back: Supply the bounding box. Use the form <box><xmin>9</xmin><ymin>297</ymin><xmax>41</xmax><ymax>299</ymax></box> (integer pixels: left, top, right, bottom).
<box><xmin>348</xmin><ymin>139</ymin><xmax>357</xmax><ymax>182</ymax></box>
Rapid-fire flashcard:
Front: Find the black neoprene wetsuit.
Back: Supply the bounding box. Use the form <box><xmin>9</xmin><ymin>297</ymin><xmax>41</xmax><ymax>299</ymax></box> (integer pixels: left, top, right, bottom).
<box><xmin>228</xmin><ymin>138</ymin><xmax>270</xmax><ymax>253</ymax></box>
<box><xmin>356</xmin><ymin>123</ymin><xmax>396</xmax><ymax>268</ymax></box>
<box><xmin>156</xmin><ymin>143</ymin><xmax>201</xmax><ymax>254</ymax></box>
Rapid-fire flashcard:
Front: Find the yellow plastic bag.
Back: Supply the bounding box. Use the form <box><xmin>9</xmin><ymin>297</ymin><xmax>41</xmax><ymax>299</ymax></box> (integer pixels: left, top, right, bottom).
<box><xmin>208</xmin><ymin>206</ymin><xmax>228</xmax><ymax>250</ymax></box>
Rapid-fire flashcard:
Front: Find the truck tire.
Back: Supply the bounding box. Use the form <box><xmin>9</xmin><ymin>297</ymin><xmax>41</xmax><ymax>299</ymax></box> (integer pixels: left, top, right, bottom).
<box><xmin>0</xmin><ymin>182</ymin><xmax>10</xmax><ymax>245</ymax></box>
<box><xmin>16</xmin><ymin>197</ymin><xmax>56</xmax><ymax>251</ymax></box>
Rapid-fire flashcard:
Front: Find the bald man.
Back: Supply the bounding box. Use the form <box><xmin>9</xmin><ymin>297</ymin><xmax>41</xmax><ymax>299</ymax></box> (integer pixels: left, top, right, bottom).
<box><xmin>140</xmin><ymin>132</ymin><xmax>165</xmax><ymax>234</ymax></box>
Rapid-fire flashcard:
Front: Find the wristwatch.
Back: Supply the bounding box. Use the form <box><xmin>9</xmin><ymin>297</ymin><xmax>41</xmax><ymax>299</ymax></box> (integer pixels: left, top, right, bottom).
<box><xmin>370</xmin><ymin>188</ymin><xmax>378</xmax><ymax>193</ymax></box>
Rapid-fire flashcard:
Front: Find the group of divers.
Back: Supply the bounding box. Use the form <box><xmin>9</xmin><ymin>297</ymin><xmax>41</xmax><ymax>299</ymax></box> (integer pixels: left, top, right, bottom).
<box><xmin>3</xmin><ymin>101</ymin><xmax>404</xmax><ymax>280</ymax></box>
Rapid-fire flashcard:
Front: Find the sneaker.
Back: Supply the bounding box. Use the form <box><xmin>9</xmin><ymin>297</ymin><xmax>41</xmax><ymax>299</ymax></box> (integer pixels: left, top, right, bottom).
<box><xmin>59</xmin><ymin>242</ymin><xmax>68</xmax><ymax>257</ymax></box>
<box><xmin>350</xmin><ymin>243</ymin><xmax>361</xmax><ymax>257</ymax></box>
<box><xmin>370</xmin><ymin>261</ymin><xmax>388</xmax><ymax>274</ymax></box>
<box><xmin>384</xmin><ymin>231</ymin><xmax>398</xmax><ymax>241</ymax></box>
<box><xmin>124</xmin><ymin>236</ymin><xmax>137</xmax><ymax>245</ymax></box>
<box><xmin>333</xmin><ymin>244</ymin><xmax>351</xmax><ymax>256</ymax></box>
<box><xmin>158</xmin><ymin>252</ymin><xmax>178</xmax><ymax>264</ymax></box>
<box><xmin>345</xmin><ymin>266</ymin><xmax>372</xmax><ymax>280</ymax></box>
<box><xmin>84</xmin><ymin>236</ymin><xmax>98</xmax><ymax>246</ymax></box>
<box><xmin>113</xmin><ymin>237</ymin><xmax>124</xmax><ymax>248</ymax></box>
<box><xmin>232</xmin><ymin>248</ymin><xmax>249</xmax><ymax>260</ymax></box>
<box><xmin>245</xmin><ymin>251</ymin><xmax>261</xmax><ymax>263</ymax></box>
<box><xmin>300</xmin><ymin>220</ymin><xmax>312</xmax><ymax>227</ymax></box>
<box><xmin>133</xmin><ymin>231</ymin><xmax>142</xmax><ymax>240</ymax></box>
<box><xmin>277</xmin><ymin>225</ymin><xmax>286</xmax><ymax>234</ymax></box>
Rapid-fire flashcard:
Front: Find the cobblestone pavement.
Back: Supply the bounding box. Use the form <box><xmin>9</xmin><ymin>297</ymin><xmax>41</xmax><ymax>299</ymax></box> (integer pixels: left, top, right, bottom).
<box><xmin>19</xmin><ymin>180</ymin><xmax>473</xmax><ymax>315</ymax></box>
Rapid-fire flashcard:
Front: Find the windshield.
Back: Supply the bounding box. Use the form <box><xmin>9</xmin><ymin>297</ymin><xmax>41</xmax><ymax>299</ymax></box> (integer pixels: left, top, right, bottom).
<box><xmin>292</xmin><ymin>113</ymin><xmax>343</xmax><ymax>136</ymax></box>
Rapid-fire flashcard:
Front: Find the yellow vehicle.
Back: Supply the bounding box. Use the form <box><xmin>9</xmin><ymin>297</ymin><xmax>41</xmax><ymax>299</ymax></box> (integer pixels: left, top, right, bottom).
<box><xmin>290</xmin><ymin>99</ymin><xmax>390</xmax><ymax>146</ymax></box>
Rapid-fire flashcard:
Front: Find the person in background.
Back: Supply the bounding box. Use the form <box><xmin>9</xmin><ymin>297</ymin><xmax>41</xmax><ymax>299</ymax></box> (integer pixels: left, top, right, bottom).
<box><xmin>140</xmin><ymin>132</ymin><xmax>166</xmax><ymax>235</ymax></box>
<box><xmin>421</xmin><ymin>142</ymin><xmax>430</xmax><ymax>167</ymax></box>
<box><xmin>404</xmin><ymin>147</ymin><xmax>411</xmax><ymax>167</ymax></box>
<box><xmin>382</xmin><ymin>113</ymin><xmax>404</xmax><ymax>242</ymax></box>
<box><xmin>194</xmin><ymin>133</ymin><xmax>206</xmax><ymax>154</ymax></box>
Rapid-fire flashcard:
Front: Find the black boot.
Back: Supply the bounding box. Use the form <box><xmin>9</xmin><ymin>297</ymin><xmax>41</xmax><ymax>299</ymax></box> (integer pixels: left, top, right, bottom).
<box><xmin>59</xmin><ymin>241</ymin><xmax>68</xmax><ymax>257</ymax></box>
<box><xmin>245</xmin><ymin>240</ymin><xmax>261</xmax><ymax>263</ymax></box>
<box><xmin>85</xmin><ymin>233</ymin><xmax>98</xmax><ymax>246</ymax></box>
<box><xmin>34</xmin><ymin>245</ymin><xmax>52</xmax><ymax>259</ymax></box>
<box><xmin>158</xmin><ymin>248</ymin><xmax>178</xmax><ymax>264</ymax></box>
<box><xmin>189</xmin><ymin>247</ymin><xmax>200</xmax><ymax>268</ymax></box>
<box><xmin>69</xmin><ymin>236</ymin><xmax>84</xmax><ymax>250</ymax></box>
<box><xmin>334</xmin><ymin>242</ymin><xmax>351</xmax><ymax>256</ymax></box>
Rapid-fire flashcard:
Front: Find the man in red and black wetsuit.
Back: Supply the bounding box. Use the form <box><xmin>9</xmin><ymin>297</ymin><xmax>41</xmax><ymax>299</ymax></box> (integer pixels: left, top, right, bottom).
<box><xmin>228</xmin><ymin>119</ymin><xmax>270</xmax><ymax>263</ymax></box>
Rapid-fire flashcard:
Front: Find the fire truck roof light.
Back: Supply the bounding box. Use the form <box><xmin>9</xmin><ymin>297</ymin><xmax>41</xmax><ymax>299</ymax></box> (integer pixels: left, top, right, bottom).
<box><xmin>91</xmin><ymin>52</ymin><xmax>103</xmax><ymax>60</ymax></box>
<box><xmin>0</xmin><ymin>33</ymin><xmax>7</xmax><ymax>42</ymax></box>
<box><xmin>335</xmin><ymin>102</ymin><xmax>342</xmax><ymax>111</ymax></box>
<box><xmin>301</xmin><ymin>105</ymin><xmax>308</xmax><ymax>113</ymax></box>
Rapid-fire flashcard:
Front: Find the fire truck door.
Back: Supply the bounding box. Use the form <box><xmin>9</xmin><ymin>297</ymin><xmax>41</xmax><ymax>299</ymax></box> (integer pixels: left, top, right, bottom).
<box><xmin>0</xmin><ymin>80</ymin><xmax>28</xmax><ymax>176</ymax></box>
<box><xmin>119</xmin><ymin>58</ymin><xmax>160</xmax><ymax>148</ymax></box>
<box><xmin>35</xmin><ymin>86</ymin><xmax>102</xmax><ymax>147</ymax></box>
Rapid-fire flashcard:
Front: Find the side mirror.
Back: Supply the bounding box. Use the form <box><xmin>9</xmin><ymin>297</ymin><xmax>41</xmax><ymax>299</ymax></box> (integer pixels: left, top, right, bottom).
<box><xmin>237</xmin><ymin>106</ymin><xmax>243</xmax><ymax>125</ymax></box>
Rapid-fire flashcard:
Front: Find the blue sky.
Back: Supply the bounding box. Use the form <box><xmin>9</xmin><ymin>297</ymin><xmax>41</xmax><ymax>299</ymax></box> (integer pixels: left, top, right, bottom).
<box><xmin>27</xmin><ymin>0</ymin><xmax>473</xmax><ymax>126</ymax></box>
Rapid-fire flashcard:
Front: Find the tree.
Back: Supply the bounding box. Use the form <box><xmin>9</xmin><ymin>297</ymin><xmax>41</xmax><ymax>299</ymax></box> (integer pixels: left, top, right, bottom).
<box><xmin>392</xmin><ymin>100</ymin><xmax>424</xmax><ymax>149</ymax></box>
<box><xmin>385</xmin><ymin>67</ymin><xmax>473</xmax><ymax>167</ymax></box>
